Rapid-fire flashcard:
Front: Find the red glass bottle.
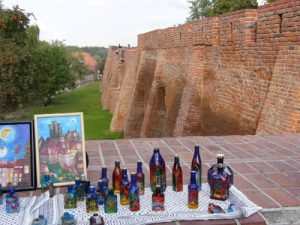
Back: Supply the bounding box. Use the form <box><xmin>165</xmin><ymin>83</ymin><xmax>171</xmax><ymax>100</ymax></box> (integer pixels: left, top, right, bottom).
<box><xmin>191</xmin><ymin>145</ymin><xmax>202</xmax><ymax>191</ymax></box>
<box><xmin>112</xmin><ymin>161</ymin><xmax>121</xmax><ymax>193</ymax></box>
<box><xmin>152</xmin><ymin>185</ymin><xmax>165</xmax><ymax>211</ymax></box>
<box><xmin>209</xmin><ymin>163</ymin><xmax>230</xmax><ymax>201</ymax></box>
<box><xmin>172</xmin><ymin>155</ymin><xmax>183</xmax><ymax>192</ymax></box>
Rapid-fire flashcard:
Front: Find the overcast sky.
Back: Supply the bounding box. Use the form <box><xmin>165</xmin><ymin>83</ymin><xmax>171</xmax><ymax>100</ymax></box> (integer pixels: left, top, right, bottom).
<box><xmin>3</xmin><ymin>0</ymin><xmax>264</xmax><ymax>48</ymax></box>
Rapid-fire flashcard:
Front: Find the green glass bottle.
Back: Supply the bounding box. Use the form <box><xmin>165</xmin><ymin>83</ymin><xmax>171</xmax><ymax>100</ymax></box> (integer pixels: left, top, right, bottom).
<box><xmin>64</xmin><ymin>185</ymin><xmax>77</xmax><ymax>209</ymax></box>
<box><xmin>104</xmin><ymin>188</ymin><xmax>117</xmax><ymax>214</ymax></box>
<box><xmin>86</xmin><ymin>186</ymin><xmax>99</xmax><ymax>213</ymax></box>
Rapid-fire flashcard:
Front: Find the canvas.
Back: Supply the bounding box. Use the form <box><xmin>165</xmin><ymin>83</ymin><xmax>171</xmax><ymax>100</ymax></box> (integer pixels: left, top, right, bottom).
<box><xmin>34</xmin><ymin>113</ymin><xmax>87</xmax><ymax>187</ymax></box>
<box><xmin>0</xmin><ymin>121</ymin><xmax>36</xmax><ymax>191</ymax></box>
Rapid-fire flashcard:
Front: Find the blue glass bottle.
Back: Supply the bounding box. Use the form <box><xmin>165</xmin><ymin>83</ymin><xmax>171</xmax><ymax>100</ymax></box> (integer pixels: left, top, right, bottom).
<box><xmin>207</xmin><ymin>154</ymin><xmax>233</xmax><ymax>186</ymax></box>
<box><xmin>101</xmin><ymin>167</ymin><xmax>109</xmax><ymax>188</ymax></box>
<box><xmin>0</xmin><ymin>184</ymin><xmax>3</xmax><ymax>205</ymax></box>
<box><xmin>149</xmin><ymin>148</ymin><xmax>166</xmax><ymax>192</ymax></box>
<box><xmin>209</xmin><ymin>163</ymin><xmax>230</xmax><ymax>201</ymax></box>
<box><xmin>96</xmin><ymin>179</ymin><xmax>107</xmax><ymax>205</ymax></box>
<box><xmin>104</xmin><ymin>188</ymin><xmax>117</xmax><ymax>214</ymax></box>
<box><xmin>129</xmin><ymin>173</ymin><xmax>140</xmax><ymax>211</ymax></box>
<box><xmin>86</xmin><ymin>186</ymin><xmax>99</xmax><ymax>213</ymax></box>
<box><xmin>191</xmin><ymin>145</ymin><xmax>202</xmax><ymax>191</ymax></box>
<box><xmin>6</xmin><ymin>187</ymin><xmax>20</xmax><ymax>213</ymax></box>
<box><xmin>136</xmin><ymin>161</ymin><xmax>145</xmax><ymax>195</ymax></box>
<box><xmin>188</xmin><ymin>171</ymin><xmax>199</xmax><ymax>209</ymax></box>
<box><xmin>74</xmin><ymin>178</ymin><xmax>85</xmax><ymax>201</ymax></box>
<box><xmin>64</xmin><ymin>185</ymin><xmax>77</xmax><ymax>209</ymax></box>
<box><xmin>120</xmin><ymin>168</ymin><xmax>130</xmax><ymax>205</ymax></box>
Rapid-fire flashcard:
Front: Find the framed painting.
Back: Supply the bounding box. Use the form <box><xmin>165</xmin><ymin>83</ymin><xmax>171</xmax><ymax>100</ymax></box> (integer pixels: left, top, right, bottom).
<box><xmin>34</xmin><ymin>112</ymin><xmax>87</xmax><ymax>187</ymax></box>
<box><xmin>0</xmin><ymin>121</ymin><xmax>36</xmax><ymax>192</ymax></box>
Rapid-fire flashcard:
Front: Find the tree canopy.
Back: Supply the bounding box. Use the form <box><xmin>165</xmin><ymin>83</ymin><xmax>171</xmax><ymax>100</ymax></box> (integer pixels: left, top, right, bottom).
<box><xmin>186</xmin><ymin>0</ymin><xmax>258</xmax><ymax>21</ymax></box>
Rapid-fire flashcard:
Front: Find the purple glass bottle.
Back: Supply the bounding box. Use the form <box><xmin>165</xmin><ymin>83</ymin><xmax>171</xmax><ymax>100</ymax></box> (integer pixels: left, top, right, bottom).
<box><xmin>207</xmin><ymin>154</ymin><xmax>233</xmax><ymax>186</ymax></box>
<box><xmin>149</xmin><ymin>148</ymin><xmax>166</xmax><ymax>192</ymax></box>
<box><xmin>191</xmin><ymin>145</ymin><xmax>202</xmax><ymax>191</ymax></box>
<box><xmin>209</xmin><ymin>163</ymin><xmax>230</xmax><ymax>201</ymax></box>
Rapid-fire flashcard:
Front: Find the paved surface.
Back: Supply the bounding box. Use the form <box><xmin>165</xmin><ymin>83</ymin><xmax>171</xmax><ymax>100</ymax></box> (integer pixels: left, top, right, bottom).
<box><xmin>84</xmin><ymin>134</ymin><xmax>300</xmax><ymax>225</ymax></box>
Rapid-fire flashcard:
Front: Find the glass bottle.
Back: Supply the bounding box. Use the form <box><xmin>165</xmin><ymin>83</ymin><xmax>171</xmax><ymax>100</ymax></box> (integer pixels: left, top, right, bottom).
<box><xmin>209</xmin><ymin>163</ymin><xmax>230</xmax><ymax>201</ymax></box>
<box><xmin>96</xmin><ymin>179</ymin><xmax>107</xmax><ymax>205</ymax></box>
<box><xmin>120</xmin><ymin>168</ymin><xmax>130</xmax><ymax>205</ymax></box>
<box><xmin>149</xmin><ymin>148</ymin><xmax>166</xmax><ymax>192</ymax></box>
<box><xmin>104</xmin><ymin>188</ymin><xmax>117</xmax><ymax>214</ymax></box>
<box><xmin>80</xmin><ymin>174</ymin><xmax>90</xmax><ymax>195</ymax></box>
<box><xmin>172</xmin><ymin>155</ymin><xmax>183</xmax><ymax>192</ymax></box>
<box><xmin>89</xmin><ymin>213</ymin><xmax>104</xmax><ymax>225</ymax></box>
<box><xmin>74</xmin><ymin>178</ymin><xmax>85</xmax><ymax>201</ymax></box>
<box><xmin>188</xmin><ymin>171</ymin><xmax>199</xmax><ymax>209</ymax></box>
<box><xmin>129</xmin><ymin>173</ymin><xmax>140</xmax><ymax>211</ymax></box>
<box><xmin>86</xmin><ymin>186</ymin><xmax>99</xmax><ymax>213</ymax></box>
<box><xmin>0</xmin><ymin>184</ymin><xmax>3</xmax><ymax>205</ymax></box>
<box><xmin>45</xmin><ymin>174</ymin><xmax>55</xmax><ymax>197</ymax></box>
<box><xmin>112</xmin><ymin>161</ymin><xmax>121</xmax><ymax>193</ymax></box>
<box><xmin>101</xmin><ymin>167</ymin><xmax>109</xmax><ymax>188</ymax></box>
<box><xmin>207</xmin><ymin>154</ymin><xmax>233</xmax><ymax>186</ymax></box>
<box><xmin>6</xmin><ymin>187</ymin><xmax>20</xmax><ymax>213</ymax></box>
<box><xmin>136</xmin><ymin>161</ymin><xmax>145</xmax><ymax>195</ymax></box>
<box><xmin>152</xmin><ymin>185</ymin><xmax>165</xmax><ymax>211</ymax></box>
<box><xmin>191</xmin><ymin>145</ymin><xmax>202</xmax><ymax>191</ymax></box>
<box><xmin>64</xmin><ymin>185</ymin><xmax>77</xmax><ymax>209</ymax></box>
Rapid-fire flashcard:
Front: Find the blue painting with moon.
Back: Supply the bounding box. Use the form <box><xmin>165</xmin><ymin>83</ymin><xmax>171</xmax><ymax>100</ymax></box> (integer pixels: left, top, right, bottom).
<box><xmin>0</xmin><ymin>124</ymin><xmax>30</xmax><ymax>162</ymax></box>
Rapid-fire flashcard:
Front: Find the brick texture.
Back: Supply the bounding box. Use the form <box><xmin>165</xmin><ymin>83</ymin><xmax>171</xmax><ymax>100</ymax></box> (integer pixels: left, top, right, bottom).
<box><xmin>102</xmin><ymin>0</ymin><xmax>300</xmax><ymax>138</ymax></box>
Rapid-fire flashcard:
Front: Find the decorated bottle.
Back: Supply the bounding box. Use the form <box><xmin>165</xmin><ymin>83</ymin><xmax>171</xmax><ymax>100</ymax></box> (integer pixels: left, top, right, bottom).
<box><xmin>45</xmin><ymin>174</ymin><xmax>54</xmax><ymax>197</ymax></box>
<box><xmin>209</xmin><ymin>163</ymin><xmax>230</xmax><ymax>201</ymax></box>
<box><xmin>207</xmin><ymin>154</ymin><xmax>233</xmax><ymax>186</ymax></box>
<box><xmin>172</xmin><ymin>155</ymin><xmax>183</xmax><ymax>192</ymax></box>
<box><xmin>120</xmin><ymin>168</ymin><xmax>130</xmax><ymax>205</ymax></box>
<box><xmin>0</xmin><ymin>184</ymin><xmax>3</xmax><ymax>205</ymax></box>
<box><xmin>191</xmin><ymin>145</ymin><xmax>202</xmax><ymax>191</ymax></box>
<box><xmin>112</xmin><ymin>161</ymin><xmax>121</xmax><ymax>193</ymax></box>
<box><xmin>101</xmin><ymin>167</ymin><xmax>109</xmax><ymax>188</ymax></box>
<box><xmin>86</xmin><ymin>186</ymin><xmax>99</xmax><ymax>213</ymax></box>
<box><xmin>74</xmin><ymin>178</ymin><xmax>85</xmax><ymax>201</ymax></box>
<box><xmin>80</xmin><ymin>174</ymin><xmax>90</xmax><ymax>195</ymax></box>
<box><xmin>136</xmin><ymin>161</ymin><xmax>145</xmax><ymax>195</ymax></box>
<box><xmin>104</xmin><ymin>188</ymin><xmax>117</xmax><ymax>214</ymax></box>
<box><xmin>188</xmin><ymin>171</ymin><xmax>199</xmax><ymax>209</ymax></box>
<box><xmin>129</xmin><ymin>173</ymin><xmax>140</xmax><ymax>211</ymax></box>
<box><xmin>64</xmin><ymin>185</ymin><xmax>77</xmax><ymax>209</ymax></box>
<box><xmin>149</xmin><ymin>148</ymin><xmax>166</xmax><ymax>192</ymax></box>
<box><xmin>96</xmin><ymin>179</ymin><xmax>107</xmax><ymax>205</ymax></box>
<box><xmin>6</xmin><ymin>187</ymin><xmax>20</xmax><ymax>213</ymax></box>
<box><xmin>152</xmin><ymin>185</ymin><xmax>165</xmax><ymax>211</ymax></box>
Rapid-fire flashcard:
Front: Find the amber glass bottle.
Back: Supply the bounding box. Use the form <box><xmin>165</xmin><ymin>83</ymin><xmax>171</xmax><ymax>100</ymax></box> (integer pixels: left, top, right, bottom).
<box><xmin>172</xmin><ymin>155</ymin><xmax>183</xmax><ymax>192</ymax></box>
<box><xmin>112</xmin><ymin>161</ymin><xmax>121</xmax><ymax>193</ymax></box>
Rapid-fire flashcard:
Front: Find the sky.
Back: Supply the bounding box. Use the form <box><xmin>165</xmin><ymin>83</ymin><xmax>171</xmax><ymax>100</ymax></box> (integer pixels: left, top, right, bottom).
<box><xmin>3</xmin><ymin>0</ymin><xmax>265</xmax><ymax>48</ymax></box>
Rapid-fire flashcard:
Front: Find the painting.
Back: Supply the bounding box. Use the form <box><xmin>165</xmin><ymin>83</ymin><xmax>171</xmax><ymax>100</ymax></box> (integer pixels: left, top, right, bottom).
<box><xmin>34</xmin><ymin>113</ymin><xmax>87</xmax><ymax>187</ymax></box>
<box><xmin>0</xmin><ymin>121</ymin><xmax>36</xmax><ymax>192</ymax></box>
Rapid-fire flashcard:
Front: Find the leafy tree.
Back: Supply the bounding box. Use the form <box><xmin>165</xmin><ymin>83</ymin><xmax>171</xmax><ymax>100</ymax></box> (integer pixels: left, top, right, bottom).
<box><xmin>186</xmin><ymin>0</ymin><xmax>258</xmax><ymax>20</ymax></box>
<box><xmin>264</xmin><ymin>0</ymin><xmax>277</xmax><ymax>3</ymax></box>
<box><xmin>186</xmin><ymin>0</ymin><xmax>211</xmax><ymax>22</ymax></box>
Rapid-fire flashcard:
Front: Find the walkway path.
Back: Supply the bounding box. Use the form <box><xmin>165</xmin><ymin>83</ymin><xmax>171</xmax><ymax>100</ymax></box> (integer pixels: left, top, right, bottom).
<box><xmin>85</xmin><ymin>134</ymin><xmax>300</xmax><ymax>225</ymax></box>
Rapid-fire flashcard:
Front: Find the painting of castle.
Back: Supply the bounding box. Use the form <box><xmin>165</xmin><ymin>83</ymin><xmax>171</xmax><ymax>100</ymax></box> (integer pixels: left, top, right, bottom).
<box><xmin>0</xmin><ymin>121</ymin><xmax>35</xmax><ymax>191</ymax></box>
<box><xmin>34</xmin><ymin>113</ymin><xmax>87</xmax><ymax>187</ymax></box>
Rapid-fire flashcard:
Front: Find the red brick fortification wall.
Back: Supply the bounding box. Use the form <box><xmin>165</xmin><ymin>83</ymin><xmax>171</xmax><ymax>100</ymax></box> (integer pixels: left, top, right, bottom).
<box><xmin>101</xmin><ymin>0</ymin><xmax>300</xmax><ymax>138</ymax></box>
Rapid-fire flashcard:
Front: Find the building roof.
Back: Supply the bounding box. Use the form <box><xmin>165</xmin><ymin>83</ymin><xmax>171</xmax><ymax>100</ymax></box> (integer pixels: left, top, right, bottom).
<box><xmin>73</xmin><ymin>52</ymin><xmax>98</xmax><ymax>71</ymax></box>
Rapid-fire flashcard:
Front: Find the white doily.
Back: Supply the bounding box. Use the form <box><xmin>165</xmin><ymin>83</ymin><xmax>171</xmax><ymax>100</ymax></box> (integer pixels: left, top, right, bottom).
<box><xmin>0</xmin><ymin>184</ymin><xmax>261</xmax><ymax>225</ymax></box>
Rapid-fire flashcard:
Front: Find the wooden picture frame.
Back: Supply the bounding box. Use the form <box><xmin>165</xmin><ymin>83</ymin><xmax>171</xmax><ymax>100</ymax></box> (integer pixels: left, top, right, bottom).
<box><xmin>34</xmin><ymin>112</ymin><xmax>87</xmax><ymax>187</ymax></box>
<box><xmin>0</xmin><ymin>121</ymin><xmax>36</xmax><ymax>192</ymax></box>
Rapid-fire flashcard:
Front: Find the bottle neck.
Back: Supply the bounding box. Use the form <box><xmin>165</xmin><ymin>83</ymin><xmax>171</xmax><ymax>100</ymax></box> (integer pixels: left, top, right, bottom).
<box><xmin>193</xmin><ymin>146</ymin><xmax>200</xmax><ymax>158</ymax></box>
<box><xmin>217</xmin><ymin>164</ymin><xmax>224</xmax><ymax>174</ymax></box>
<box><xmin>217</xmin><ymin>157</ymin><xmax>224</xmax><ymax>164</ymax></box>
<box><xmin>101</xmin><ymin>168</ymin><xmax>107</xmax><ymax>178</ymax></box>
<box><xmin>137</xmin><ymin>162</ymin><xmax>143</xmax><ymax>173</ymax></box>
<box><xmin>190</xmin><ymin>172</ymin><xmax>196</xmax><ymax>184</ymax></box>
<box><xmin>115</xmin><ymin>161</ymin><xmax>120</xmax><ymax>168</ymax></box>
<box><xmin>122</xmin><ymin>170</ymin><xmax>128</xmax><ymax>181</ymax></box>
<box><xmin>131</xmin><ymin>174</ymin><xmax>137</xmax><ymax>185</ymax></box>
<box><xmin>155</xmin><ymin>186</ymin><xmax>161</xmax><ymax>195</ymax></box>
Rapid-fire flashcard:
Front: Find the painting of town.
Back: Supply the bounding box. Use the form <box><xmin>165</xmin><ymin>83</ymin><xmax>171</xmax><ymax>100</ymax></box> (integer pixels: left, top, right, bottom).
<box><xmin>0</xmin><ymin>121</ymin><xmax>35</xmax><ymax>191</ymax></box>
<box><xmin>34</xmin><ymin>113</ymin><xmax>87</xmax><ymax>187</ymax></box>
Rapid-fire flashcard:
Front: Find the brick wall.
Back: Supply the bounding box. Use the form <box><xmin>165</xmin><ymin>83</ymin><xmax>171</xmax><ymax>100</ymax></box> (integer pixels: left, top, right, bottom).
<box><xmin>102</xmin><ymin>0</ymin><xmax>300</xmax><ymax>138</ymax></box>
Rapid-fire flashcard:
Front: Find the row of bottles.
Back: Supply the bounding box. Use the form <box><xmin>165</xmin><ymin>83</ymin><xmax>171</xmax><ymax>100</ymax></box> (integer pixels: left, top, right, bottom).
<box><xmin>62</xmin><ymin>146</ymin><xmax>233</xmax><ymax>214</ymax></box>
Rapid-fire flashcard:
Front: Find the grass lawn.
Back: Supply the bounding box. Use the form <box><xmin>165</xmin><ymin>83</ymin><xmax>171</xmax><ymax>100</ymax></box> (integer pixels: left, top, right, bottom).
<box><xmin>14</xmin><ymin>81</ymin><xmax>123</xmax><ymax>140</ymax></box>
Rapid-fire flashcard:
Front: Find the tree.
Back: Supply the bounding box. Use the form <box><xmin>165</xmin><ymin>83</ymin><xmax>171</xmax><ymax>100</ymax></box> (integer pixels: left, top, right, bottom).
<box><xmin>264</xmin><ymin>0</ymin><xmax>277</xmax><ymax>3</ymax></box>
<box><xmin>186</xmin><ymin>0</ymin><xmax>258</xmax><ymax>21</ymax></box>
<box><xmin>186</xmin><ymin>0</ymin><xmax>211</xmax><ymax>22</ymax></box>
